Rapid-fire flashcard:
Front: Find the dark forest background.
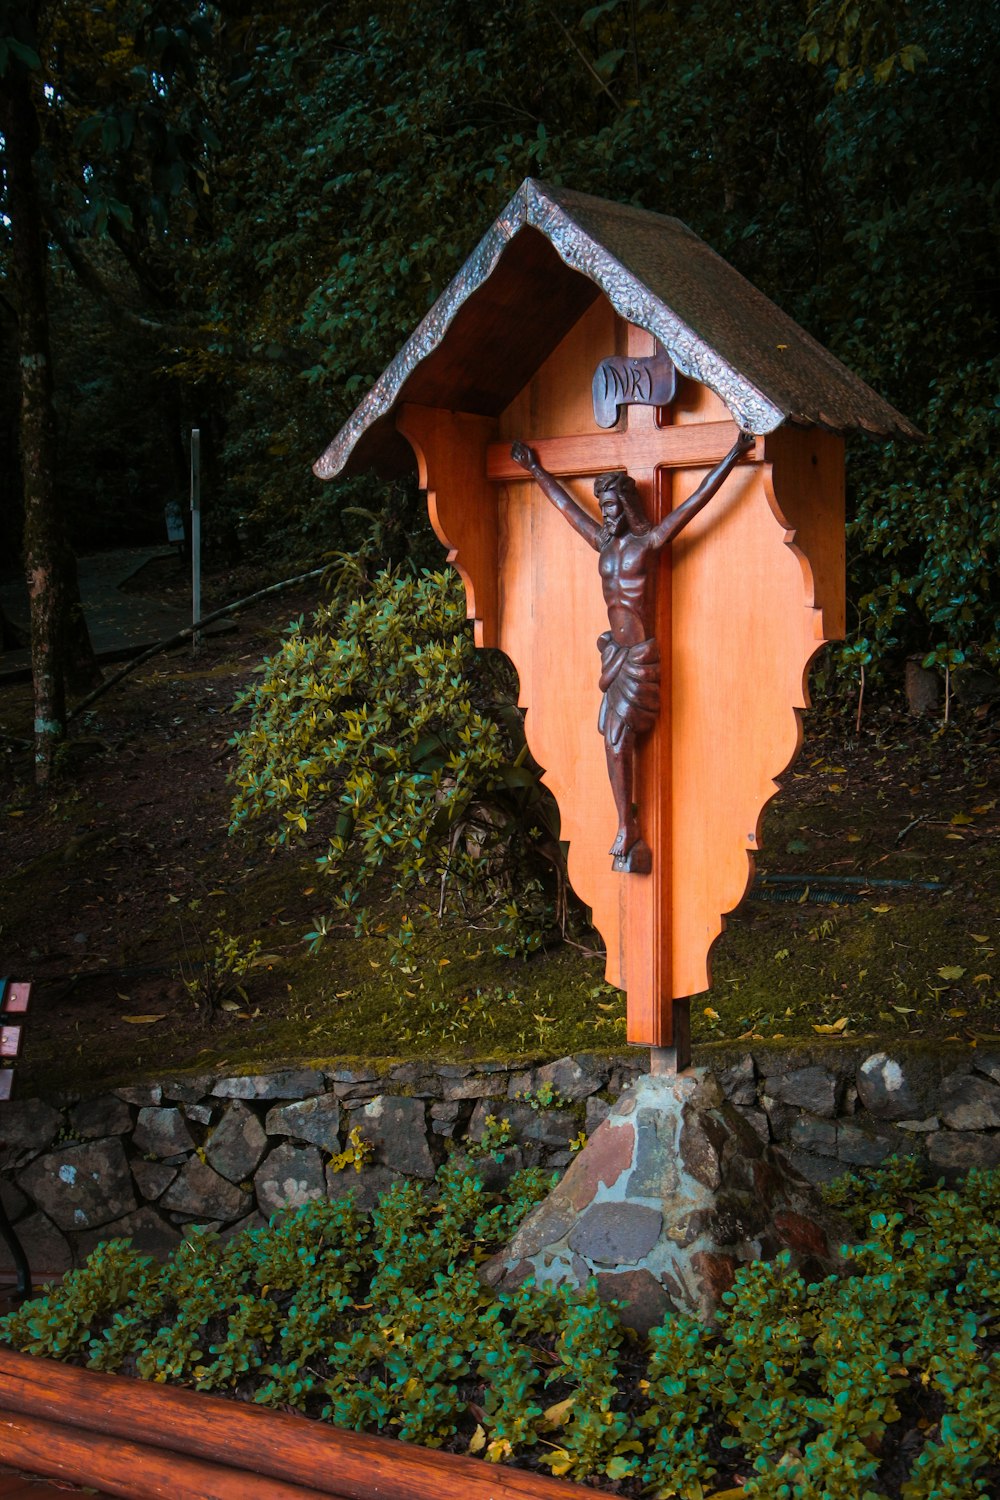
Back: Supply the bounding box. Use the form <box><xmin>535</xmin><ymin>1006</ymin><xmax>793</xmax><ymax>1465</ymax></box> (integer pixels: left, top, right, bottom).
<box><xmin>2</xmin><ymin>0</ymin><xmax>998</xmax><ymax>684</ymax></box>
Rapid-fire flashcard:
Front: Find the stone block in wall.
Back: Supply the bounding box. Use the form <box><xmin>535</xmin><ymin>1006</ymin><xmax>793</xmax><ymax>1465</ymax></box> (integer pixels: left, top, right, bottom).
<box><xmin>441</xmin><ymin>1075</ymin><xmax>504</xmax><ymax>1102</ymax></box>
<box><xmin>387</xmin><ymin>1062</ymin><xmax>439</xmax><ymax>1095</ymax></box>
<box><xmin>760</xmin><ymin>1095</ymin><xmax>798</xmax><ymax>1141</ymax></box>
<box><xmin>0</xmin><ymin>1099</ymin><xmax>62</xmax><ymax>1168</ymax></box>
<box><xmin>781</xmin><ymin>1149</ymin><xmax>844</xmax><ymax>1187</ymax></box>
<box><xmin>133</xmin><ymin>1107</ymin><xmax>195</xmax><ymax>1159</ymax></box>
<box><xmin>355</xmin><ymin>1096</ymin><xmax>434</xmax><ymax>1178</ymax></box>
<box><xmin>265</xmin><ymin>1094</ymin><xmax>341</xmax><ymax>1151</ymax></box>
<box><xmin>975</xmin><ymin>1053</ymin><xmax>1000</xmax><ymax>1087</ymax></box>
<box><xmin>585</xmin><ymin>1096</ymin><xmax>612</xmax><ymax>1134</ymax></box>
<box><xmin>469</xmin><ymin>1099</ymin><xmax>579</xmax><ymax>1151</ymax></box>
<box><xmin>508</xmin><ymin>1056</ymin><xmax>606</xmax><ymax>1103</ymax></box>
<box><xmin>205</xmin><ymin>1100</ymin><xmax>269</xmax><ymax>1182</ymax></box>
<box><xmin>161</xmin><ymin>1158</ymin><xmax>251</xmax><ymax>1222</ymax></box>
<box><xmin>938</xmin><ymin>1074</ymin><xmax>1000</xmax><ymax>1131</ymax></box>
<box><xmin>162</xmin><ymin>1076</ymin><xmax>213</xmax><ymax>1103</ymax></box>
<box><xmin>762</xmin><ymin>1066</ymin><xmax>838</xmax><ymax>1117</ymax></box>
<box><xmin>928</xmin><ymin>1130</ymin><xmax>1000</xmax><ymax>1179</ymax></box>
<box><xmin>568</xmin><ymin>1202</ymin><xmax>663</xmax><ymax>1265</ymax></box>
<box><xmin>184</xmin><ymin>1103</ymin><xmax>213</xmax><ymax>1125</ymax></box>
<box><xmin>131</xmin><ymin>1160</ymin><xmax>178</xmax><ymax>1201</ymax></box>
<box><xmin>430</xmin><ymin>1102</ymin><xmax>461</xmax><ymax>1136</ymax></box>
<box><xmin>855</xmin><ymin>1053</ymin><xmax>924</xmax><ymax>1120</ymax></box>
<box><xmin>836</xmin><ymin>1120</ymin><xmax>905</xmax><ymax>1167</ymax></box>
<box><xmin>789</xmin><ymin>1114</ymin><xmax>838</xmax><ymax>1157</ymax></box>
<box><xmin>607</xmin><ymin>1058</ymin><xmax>643</xmax><ymax>1094</ymax></box>
<box><xmin>718</xmin><ymin>1055</ymin><xmax>756</xmax><ymax>1106</ymax></box>
<box><xmin>735</xmin><ymin>1107</ymin><xmax>770</xmax><ymax>1143</ymax></box>
<box><xmin>326</xmin><ymin>1163</ymin><xmax>398</xmax><ymax>1214</ymax></box>
<box><xmin>327</xmin><ymin>1066</ymin><xmax>380</xmax><ymax>1088</ymax></box>
<box><xmin>18</xmin><ymin>1138</ymin><xmax>137</xmax><ymax>1231</ymax></box>
<box><xmin>115</xmin><ymin>1085</ymin><xmax>162</xmax><ymax>1106</ymax></box>
<box><xmin>67</xmin><ymin>1094</ymin><xmax>132</xmax><ymax>1140</ymax></box>
<box><xmin>74</xmin><ymin>1207</ymin><xmax>181</xmax><ymax>1262</ymax></box>
<box><xmin>254</xmin><ymin>1142</ymin><xmax>327</xmax><ymax>1217</ymax></box>
<box><xmin>7</xmin><ymin>1210</ymin><xmax>73</xmax><ymax>1275</ymax></box>
<box><xmin>213</xmin><ymin>1069</ymin><xmax>325</xmax><ymax>1101</ymax></box>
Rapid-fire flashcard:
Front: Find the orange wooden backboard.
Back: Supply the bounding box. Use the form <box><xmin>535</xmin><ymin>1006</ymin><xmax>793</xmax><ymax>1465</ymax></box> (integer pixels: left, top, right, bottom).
<box><xmin>397</xmin><ymin>297</ymin><xmax>844</xmax><ymax>1047</ymax></box>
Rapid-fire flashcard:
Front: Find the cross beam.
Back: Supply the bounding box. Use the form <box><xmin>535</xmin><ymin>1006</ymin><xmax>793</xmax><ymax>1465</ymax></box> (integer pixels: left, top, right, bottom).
<box><xmin>487</xmin><ymin>421</ymin><xmax>760</xmax><ymax>483</ymax></box>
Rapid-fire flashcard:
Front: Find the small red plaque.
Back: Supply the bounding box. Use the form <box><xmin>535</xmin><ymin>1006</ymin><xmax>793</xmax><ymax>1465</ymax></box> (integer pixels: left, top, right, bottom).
<box><xmin>3</xmin><ymin>982</ymin><xmax>31</xmax><ymax>1013</ymax></box>
<box><xmin>1</xmin><ymin>1024</ymin><xmax>21</xmax><ymax>1058</ymax></box>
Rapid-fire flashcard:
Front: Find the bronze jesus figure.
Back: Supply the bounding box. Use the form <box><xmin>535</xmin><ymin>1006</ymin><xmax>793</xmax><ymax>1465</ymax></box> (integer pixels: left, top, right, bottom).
<box><xmin>511</xmin><ymin>430</ymin><xmax>755</xmax><ymax>873</ymax></box>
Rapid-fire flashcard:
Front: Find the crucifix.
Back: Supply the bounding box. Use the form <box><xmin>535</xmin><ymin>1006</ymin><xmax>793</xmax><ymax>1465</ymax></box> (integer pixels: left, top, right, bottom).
<box><xmin>509</xmin><ymin>425</ymin><xmax>755</xmax><ymax>876</ymax></box>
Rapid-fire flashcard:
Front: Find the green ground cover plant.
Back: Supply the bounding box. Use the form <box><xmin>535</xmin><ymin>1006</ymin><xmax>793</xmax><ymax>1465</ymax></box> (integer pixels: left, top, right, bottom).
<box><xmin>3</xmin><ymin>1156</ymin><xmax>997</xmax><ymax>1499</ymax></box>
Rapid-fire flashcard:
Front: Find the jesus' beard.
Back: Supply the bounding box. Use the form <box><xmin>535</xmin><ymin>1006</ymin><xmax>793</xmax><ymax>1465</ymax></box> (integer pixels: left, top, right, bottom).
<box><xmin>597</xmin><ymin>514</ymin><xmax>628</xmax><ymax>549</ymax></box>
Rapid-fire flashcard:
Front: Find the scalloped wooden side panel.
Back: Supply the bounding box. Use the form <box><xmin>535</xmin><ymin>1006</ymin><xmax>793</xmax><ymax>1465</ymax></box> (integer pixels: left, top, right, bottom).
<box><xmin>398</xmin><ymin>301</ymin><xmax>844</xmax><ymax>1046</ymax></box>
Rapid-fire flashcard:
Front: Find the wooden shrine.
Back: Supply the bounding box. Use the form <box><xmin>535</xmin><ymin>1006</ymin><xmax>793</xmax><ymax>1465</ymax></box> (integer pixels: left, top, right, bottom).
<box><xmin>315</xmin><ymin>180</ymin><xmax>917</xmax><ymax>1061</ymax></box>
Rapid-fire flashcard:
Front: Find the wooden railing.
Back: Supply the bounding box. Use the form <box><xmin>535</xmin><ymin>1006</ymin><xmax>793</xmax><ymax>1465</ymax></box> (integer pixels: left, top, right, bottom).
<box><xmin>0</xmin><ymin>1349</ymin><xmax>616</xmax><ymax>1500</ymax></box>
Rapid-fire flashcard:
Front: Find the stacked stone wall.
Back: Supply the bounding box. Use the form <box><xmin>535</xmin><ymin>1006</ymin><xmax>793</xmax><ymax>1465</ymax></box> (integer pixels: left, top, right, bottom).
<box><xmin>2</xmin><ymin>1044</ymin><xmax>998</xmax><ymax>1275</ymax></box>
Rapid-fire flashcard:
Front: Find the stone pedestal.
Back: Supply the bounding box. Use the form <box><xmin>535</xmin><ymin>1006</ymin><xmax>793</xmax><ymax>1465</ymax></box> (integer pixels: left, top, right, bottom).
<box><xmin>481</xmin><ymin>1069</ymin><xmax>850</xmax><ymax>1332</ymax></box>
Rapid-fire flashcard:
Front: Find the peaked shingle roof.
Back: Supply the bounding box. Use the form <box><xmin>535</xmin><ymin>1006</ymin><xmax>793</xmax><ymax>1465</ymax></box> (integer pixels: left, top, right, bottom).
<box><xmin>315</xmin><ymin>178</ymin><xmax>918</xmax><ymax>480</ymax></box>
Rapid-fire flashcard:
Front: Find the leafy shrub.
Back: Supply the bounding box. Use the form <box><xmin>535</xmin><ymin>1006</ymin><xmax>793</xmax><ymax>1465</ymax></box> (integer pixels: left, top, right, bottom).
<box><xmin>2</xmin><ymin>1161</ymin><xmax>998</xmax><ymax>1497</ymax></box>
<box><xmin>228</xmin><ymin>564</ymin><xmax>569</xmax><ymax>956</ymax></box>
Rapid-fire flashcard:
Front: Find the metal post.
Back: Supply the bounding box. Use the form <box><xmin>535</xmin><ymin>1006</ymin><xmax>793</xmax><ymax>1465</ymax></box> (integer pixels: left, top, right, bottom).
<box><xmin>649</xmin><ymin>998</ymin><xmax>692</xmax><ymax>1075</ymax></box>
<box><xmin>190</xmin><ymin>427</ymin><xmax>201</xmax><ymax>652</ymax></box>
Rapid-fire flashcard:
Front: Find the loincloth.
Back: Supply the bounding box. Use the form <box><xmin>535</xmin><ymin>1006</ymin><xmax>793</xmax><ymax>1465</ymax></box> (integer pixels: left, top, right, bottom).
<box><xmin>597</xmin><ymin>633</ymin><xmax>661</xmax><ymax>750</ymax></box>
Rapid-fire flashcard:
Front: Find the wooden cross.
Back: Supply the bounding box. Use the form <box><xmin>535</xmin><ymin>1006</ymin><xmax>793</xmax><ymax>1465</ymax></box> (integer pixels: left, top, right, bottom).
<box><xmin>396</xmin><ymin>313</ymin><xmax>843</xmax><ymax>1062</ymax></box>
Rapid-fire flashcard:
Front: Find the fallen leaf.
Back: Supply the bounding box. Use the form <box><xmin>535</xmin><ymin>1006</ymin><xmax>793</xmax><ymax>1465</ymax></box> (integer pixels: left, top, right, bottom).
<box><xmin>937</xmin><ymin>966</ymin><xmax>966</xmax><ymax>981</ymax></box>
<box><xmin>468</xmin><ymin>1425</ymin><xmax>486</xmax><ymax>1455</ymax></box>
<box><xmin>166</xmin><ymin>894</ymin><xmax>181</xmax><ymax>904</ymax></box>
<box><xmin>971</xmin><ymin>934</ymin><xmax>990</xmax><ymax>943</ymax></box>
<box><xmin>121</xmin><ymin>1014</ymin><xmax>166</xmax><ymax>1025</ymax></box>
<box><xmin>871</xmin><ymin>904</ymin><xmax>891</xmax><ymax>913</ymax></box>
<box><xmin>950</xmin><ymin>812</ymin><xmax>974</xmax><ymax>825</ymax></box>
<box><xmin>542</xmin><ymin>1396</ymin><xmax>575</xmax><ymax>1428</ymax></box>
<box><xmin>946</xmin><ymin>1008</ymin><xmax>967</xmax><ymax>1018</ymax></box>
<box><xmin>973</xmin><ymin>973</ymin><xmax>992</xmax><ymax>984</ymax></box>
<box><xmin>813</xmin><ymin>1017</ymin><xmax>849</xmax><ymax>1035</ymax></box>
<box><xmin>893</xmin><ymin>1005</ymin><xmax>916</xmax><ymax>1015</ymax></box>
<box><xmin>945</xmin><ymin>833</ymin><xmax>964</xmax><ymax>840</ymax></box>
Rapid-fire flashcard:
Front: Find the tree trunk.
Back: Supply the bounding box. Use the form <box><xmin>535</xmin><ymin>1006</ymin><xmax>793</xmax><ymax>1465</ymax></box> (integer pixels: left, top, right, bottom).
<box><xmin>1</xmin><ymin>22</ymin><xmax>98</xmax><ymax>779</ymax></box>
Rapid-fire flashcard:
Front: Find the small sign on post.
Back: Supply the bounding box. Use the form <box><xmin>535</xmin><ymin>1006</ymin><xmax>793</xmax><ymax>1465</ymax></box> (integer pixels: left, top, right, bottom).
<box><xmin>190</xmin><ymin>427</ymin><xmax>201</xmax><ymax>652</ymax></box>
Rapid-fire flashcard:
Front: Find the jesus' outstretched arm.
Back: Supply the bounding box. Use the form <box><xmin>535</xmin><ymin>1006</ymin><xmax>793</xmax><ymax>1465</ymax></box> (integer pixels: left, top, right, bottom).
<box><xmin>647</xmin><ymin>429</ymin><xmax>755</xmax><ymax>551</ymax></box>
<box><xmin>510</xmin><ymin>442</ymin><xmax>602</xmax><ymax>551</ymax></box>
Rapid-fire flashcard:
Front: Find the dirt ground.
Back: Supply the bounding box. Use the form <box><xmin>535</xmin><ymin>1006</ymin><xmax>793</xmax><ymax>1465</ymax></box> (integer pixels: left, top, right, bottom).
<box><xmin>2</xmin><ymin>558</ymin><xmax>999</xmax><ymax>1097</ymax></box>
